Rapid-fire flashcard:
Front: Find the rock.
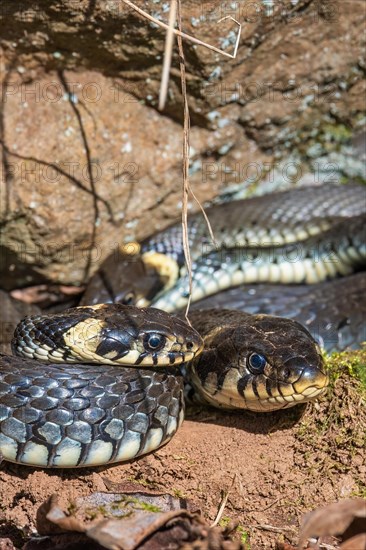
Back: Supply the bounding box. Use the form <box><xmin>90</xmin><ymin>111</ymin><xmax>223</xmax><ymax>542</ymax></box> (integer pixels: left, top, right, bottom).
<box><xmin>0</xmin><ymin>68</ymin><xmax>251</xmax><ymax>288</ymax></box>
<box><xmin>0</xmin><ymin>0</ymin><xmax>364</xmax><ymax>288</ymax></box>
<box><xmin>0</xmin><ymin>290</ymin><xmax>40</xmax><ymax>353</ymax></box>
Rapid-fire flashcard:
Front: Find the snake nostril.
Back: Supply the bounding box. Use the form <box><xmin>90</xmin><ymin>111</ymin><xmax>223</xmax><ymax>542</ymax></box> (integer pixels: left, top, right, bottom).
<box><xmin>186</xmin><ymin>341</ymin><xmax>194</xmax><ymax>350</ymax></box>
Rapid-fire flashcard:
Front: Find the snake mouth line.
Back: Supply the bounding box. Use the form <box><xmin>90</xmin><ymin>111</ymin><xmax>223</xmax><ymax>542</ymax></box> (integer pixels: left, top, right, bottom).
<box><xmin>194</xmin><ymin>362</ymin><xmax>329</xmax><ymax>412</ymax></box>
<box><xmin>250</xmin><ymin>368</ymin><xmax>330</xmax><ymax>411</ymax></box>
<box><xmin>263</xmin><ymin>384</ymin><xmax>327</xmax><ymax>408</ymax></box>
<box><xmin>206</xmin><ymin>384</ymin><xmax>328</xmax><ymax>412</ymax></box>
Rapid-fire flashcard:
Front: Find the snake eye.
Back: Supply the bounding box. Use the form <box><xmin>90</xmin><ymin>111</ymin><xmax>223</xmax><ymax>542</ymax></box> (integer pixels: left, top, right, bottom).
<box><xmin>248</xmin><ymin>352</ymin><xmax>267</xmax><ymax>374</ymax></box>
<box><xmin>144</xmin><ymin>333</ymin><xmax>166</xmax><ymax>352</ymax></box>
<box><xmin>122</xmin><ymin>291</ymin><xmax>136</xmax><ymax>306</ymax></box>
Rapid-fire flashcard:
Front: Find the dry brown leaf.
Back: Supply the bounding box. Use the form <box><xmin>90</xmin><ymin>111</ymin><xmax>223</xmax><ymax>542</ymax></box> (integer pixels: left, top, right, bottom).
<box><xmin>340</xmin><ymin>533</ymin><xmax>366</xmax><ymax>549</ymax></box>
<box><xmin>37</xmin><ymin>494</ymin><xmax>88</xmax><ymax>535</ymax></box>
<box><xmin>33</xmin><ymin>491</ymin><xmax>244</xmax><ymax>550</ymax></box>
<box><xmin>298</xmin><ymin>499</ymin><xmax>366</xmax><ymax>549</ymax></box>
<box><xmin>101</xmin><ymin>478</ymin><xmax>194</xmax><ymax>511</ymax></box>
<box><xmin>36</xmin><ymin>492</ymin><xmax>198</xmax><ymax>550</ymax></box>
<box><xmin>87</xmin><ymin>510</ymin><xmax>193</xmax><ymax>550</ymax></box>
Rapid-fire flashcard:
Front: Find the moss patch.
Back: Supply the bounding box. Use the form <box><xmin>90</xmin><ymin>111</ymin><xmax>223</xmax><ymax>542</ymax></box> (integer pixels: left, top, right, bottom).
<box><xmin>294</xmin><ymin>348</ymin><xmax>366</xmax><ymax>496</ymax></box>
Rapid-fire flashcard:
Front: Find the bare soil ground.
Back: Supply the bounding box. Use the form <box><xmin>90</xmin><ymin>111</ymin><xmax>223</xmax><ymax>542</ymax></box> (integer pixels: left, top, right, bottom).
<box><xmin>0</xmin><ymin>351</ymin><xmax>365</xmax><ymax>549</ymax></box>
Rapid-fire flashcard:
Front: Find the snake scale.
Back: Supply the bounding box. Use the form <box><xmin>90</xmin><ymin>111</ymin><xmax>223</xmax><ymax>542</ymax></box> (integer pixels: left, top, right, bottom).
<box><xmin>0</xmin><ymin>183</ymin><xmax>365</xmax><ymax>467</ymax></box>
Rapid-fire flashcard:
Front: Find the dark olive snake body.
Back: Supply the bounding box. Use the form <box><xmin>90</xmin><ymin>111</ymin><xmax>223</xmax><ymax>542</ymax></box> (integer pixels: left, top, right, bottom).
<box><xmin>0</xmin><ymin>354</ymin><xmax>185</xmax><ymax>468</ymax></box>
<box><xmin>0</xmin><ymin>304</ymin><xmax>202</xmax><ymax>467</ymax></box>
<box><xmin>192</xmin><ymin>272</ymin><xmax>366</xmax><ymax>353</ymax></box>
<box><xmin>1</xmin><ymin>184</ymin><xmax>365</xmax><ymax>467</ymax></box>
<box><xmin>142</xmin><ymin>183</ymin><xmax>365</xmax><ymax>263</ymax></box>
<box><xmin>82</xmin><ymin>183</ymin><xmax>366</xmax><ymax>307</ymax></box>
<box><xmin>151</xmin><ymin>214</ymin><xmax>365</xmax><ymax>312</ymax></box>
<box><xmin>82</xmin><ymin>183</ymin><xmax>366</xmax><ymax>351</ymax></box>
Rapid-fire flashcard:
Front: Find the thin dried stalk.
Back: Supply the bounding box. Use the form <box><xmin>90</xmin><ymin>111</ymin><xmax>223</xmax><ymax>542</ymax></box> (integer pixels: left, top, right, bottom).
<box><xmin>176</xmin><ymin>0</ymin><xmax>192</xmax><ymax>322</ymax></box>
<box><xmin>211</xmin><ymin>473</ymin><xmax>238</xmax><ymax>527</ymax></box>
<box><xmin>158</xmin><ymin>0</ymin><xmax>177</xmax><ymax>110</ymax></box>
<box><xmin>121</xmin><ymin>0</ymin><xmax>241</xmax><ymax>59</ymax></box>
<box><xmin>157</xmin><ymin>0</ymin><xmax>217</xmax><ymax>241</ymax></box>
<box><xmin>119</xmin><ymin>0</ymin><xmax>240</xmax><ymax>312</ymax></box>
<box><xmin>189</xmin><ymin>186</ymin><xmax>217</xmax><ymax>247</ymax></box>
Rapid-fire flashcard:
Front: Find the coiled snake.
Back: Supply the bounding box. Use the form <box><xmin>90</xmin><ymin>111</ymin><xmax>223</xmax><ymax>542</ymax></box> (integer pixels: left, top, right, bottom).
<box><xmin>0</xmin><ymin>304</ymin><xmax>327</xmax><ymax>467</ymax></box>
<box><xmin>1</xmin><ymin>184</ymin><xmax>364</xmax><ymax>467</ymax></box>
<box><xmin>82</xmin><ymin>183</ymin><xmax>366</xmax><ymax>351</ymax></box>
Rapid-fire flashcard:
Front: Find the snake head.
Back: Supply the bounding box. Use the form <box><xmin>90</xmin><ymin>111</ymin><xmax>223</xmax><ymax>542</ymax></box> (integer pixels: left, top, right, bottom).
<box><xmin>189</xmin><ymin>313</ymin><xmax>329</xmax><ymax>412</ymax></box>
<box><xmin>12</xmin><ymin>304</ymin><xmax>203</xmax><ymax>368</ymax></box>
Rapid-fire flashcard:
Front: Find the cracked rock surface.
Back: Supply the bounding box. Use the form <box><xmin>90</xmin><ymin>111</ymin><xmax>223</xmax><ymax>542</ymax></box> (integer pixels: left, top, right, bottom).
<box><xmin>0</xmin><ymin>0</ymin><xmax>365</xmax><ymax>287</ymax></box>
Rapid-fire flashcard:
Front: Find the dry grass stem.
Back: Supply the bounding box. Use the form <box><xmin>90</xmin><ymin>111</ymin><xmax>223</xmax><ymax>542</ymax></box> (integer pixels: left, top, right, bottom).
<box><xmin>211</xmin><ymin>473</ymin><xmax>238</xmax><ymax>527</ymax></box>
<box><xmin>120</xmin><ymin>0</ymin><xmax>238</xmax><ymax>314</ymax></box>
<box><xmin>176</xmin><ymin>0</ymin><xmax>192</xmax><ymax>323</ymax></box>
<box><xmin>158</xmin><ymin>0</ymin><xmax>177</xmax><ymax>111</ymax></box>
<box><xmin>121</xmin><ymin>0</ymin><xmax>241</xmax><ymax>58</ymax></box>
<box><xmin>188</xmin><ymin>186</ymin><xmax>218</xmax><ymax>247</ymax></box>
